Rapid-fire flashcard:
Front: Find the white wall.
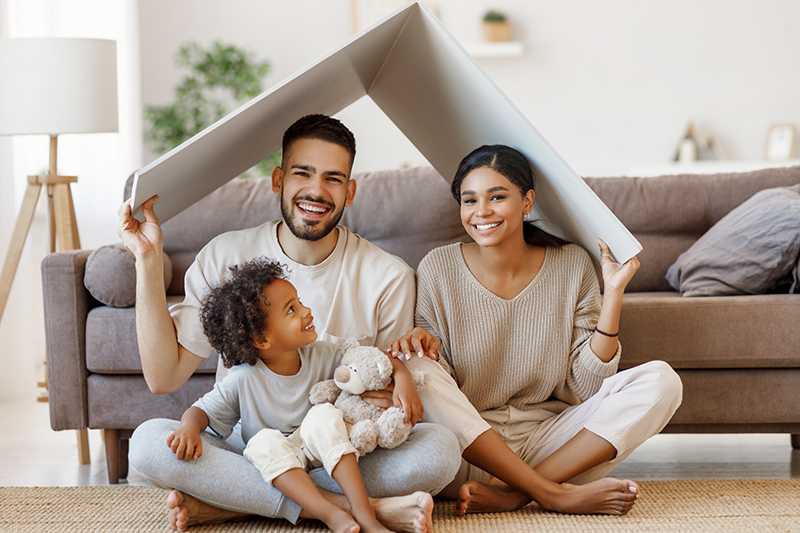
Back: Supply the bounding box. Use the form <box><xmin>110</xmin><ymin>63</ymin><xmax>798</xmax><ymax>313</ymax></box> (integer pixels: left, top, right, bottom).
<box><xmin>138</xmin><ymin>0</ymin><xmax>800</xmax><ymax>177</ymax></box>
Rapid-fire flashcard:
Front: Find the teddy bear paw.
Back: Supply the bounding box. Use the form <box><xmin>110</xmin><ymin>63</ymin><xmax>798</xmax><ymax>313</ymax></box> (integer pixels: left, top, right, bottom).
<box><xmin>376</xmin><ymin>407</ymin><xmax>412</xmax><ymax>449</ymax></box>
<box><xmin>350</xmin><ymin>419</ymin><xmax>379</xmax><ymax>456</ymax></box>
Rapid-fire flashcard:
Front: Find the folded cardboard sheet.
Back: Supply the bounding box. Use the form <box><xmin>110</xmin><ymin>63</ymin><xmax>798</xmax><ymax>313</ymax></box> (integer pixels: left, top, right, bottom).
<box><xmin>131</xmin><ymin>1</ymin><xmax>641</xmax><ymax>263</ymax></box>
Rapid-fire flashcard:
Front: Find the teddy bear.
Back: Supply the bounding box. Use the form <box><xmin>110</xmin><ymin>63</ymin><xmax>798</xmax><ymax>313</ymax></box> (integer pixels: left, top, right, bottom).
<box><xmin>309</xmin><ymin>345</ymin><xmax>428</xmax><ymax>456</ymax></box>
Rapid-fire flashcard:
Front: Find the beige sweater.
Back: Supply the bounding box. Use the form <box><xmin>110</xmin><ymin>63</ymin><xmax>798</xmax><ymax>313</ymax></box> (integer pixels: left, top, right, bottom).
<box><xmin>415</xmin><ymin>243</ymin><xmax>621</xmax><ymax>414</ymax></box>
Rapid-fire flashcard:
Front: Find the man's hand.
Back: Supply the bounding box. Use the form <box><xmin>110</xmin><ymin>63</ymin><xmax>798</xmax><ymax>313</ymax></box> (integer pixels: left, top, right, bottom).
<box><xmin>166</xmin><ymin>422</ymin><xmax>203</xmax><ymax>461</ymax></box>
<box><xmin>117</xmin><ymin>195</ymin><xmax>163</xmax><ymax>258</ymax></box>
<box><xmin>386</xmin><ymin>327</ymin><xmax>440</xmax><ymax>361</ymax></box>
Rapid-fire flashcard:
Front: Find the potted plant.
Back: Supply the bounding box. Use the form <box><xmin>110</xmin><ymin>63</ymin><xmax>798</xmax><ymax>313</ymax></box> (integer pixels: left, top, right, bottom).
<box><xmin>144</xmin><ymin>41</ymin><xmax>281</xmax><ymax>178</ymax></box>
<box><xmin>482</xmin><ymin>10</ymin><xmax>511</xmax><ymax>42</ymax></box>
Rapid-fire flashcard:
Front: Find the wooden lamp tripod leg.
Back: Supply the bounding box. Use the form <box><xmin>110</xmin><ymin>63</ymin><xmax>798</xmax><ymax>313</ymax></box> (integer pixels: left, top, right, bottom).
<box><xmin>0</xmin><ymin>183</ymin><xmax>42</xmax><ymax>323</ymax></box>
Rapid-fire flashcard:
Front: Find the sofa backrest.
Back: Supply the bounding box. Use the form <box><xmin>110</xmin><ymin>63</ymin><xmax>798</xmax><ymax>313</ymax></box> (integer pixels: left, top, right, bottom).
<box><xmin>143</xmin><ymin>166</ymin><xmax>469</xmax><ymax>295</ymax></box>
<box><xmin>586</xmin><ymin>165</ymin><xmax>800</xmax><ymax>291</ymax></box>
<box><xmin>127</xmin><ymin>164</ymin><xmax>800</xmax><ymax>295</ymax></box>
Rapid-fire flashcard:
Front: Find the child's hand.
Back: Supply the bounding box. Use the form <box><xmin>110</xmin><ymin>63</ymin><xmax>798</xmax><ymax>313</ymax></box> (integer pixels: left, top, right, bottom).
<box><xmin>392</xmin><ymin>372</ymin><xmax>424</xmax><ymax>425</ymax></box>
<box><xmin>167</xmin><ymin>423</ymin><xmax>203</xmax><ymax>461</ymax></box>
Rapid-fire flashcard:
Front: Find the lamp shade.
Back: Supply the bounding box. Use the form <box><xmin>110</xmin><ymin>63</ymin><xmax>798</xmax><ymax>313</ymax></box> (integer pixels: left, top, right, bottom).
<box><xmin>0</xmin><ymin>38</ymin><xmax>118</xmax><ymax>135</ymax></box>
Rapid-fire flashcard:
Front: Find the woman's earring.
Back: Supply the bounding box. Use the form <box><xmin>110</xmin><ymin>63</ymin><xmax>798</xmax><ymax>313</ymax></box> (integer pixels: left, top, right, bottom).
<box><xmin>523</xmin><ymin>211</ymin><xmax>532</xmax><ymax>222</ymax></box>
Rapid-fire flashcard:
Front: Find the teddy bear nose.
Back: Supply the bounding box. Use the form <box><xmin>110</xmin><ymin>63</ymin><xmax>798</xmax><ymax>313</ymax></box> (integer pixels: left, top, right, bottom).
<box><xmin>334</xmin><ymin>367</ymin><xmax>350</xmax><ymax>383</ymax></box>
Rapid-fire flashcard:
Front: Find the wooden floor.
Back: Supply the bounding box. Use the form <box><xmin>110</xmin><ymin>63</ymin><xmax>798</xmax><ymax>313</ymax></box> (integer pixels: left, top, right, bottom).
<box><xmin>2</xmin><ymin>396</ymin><xmax>798</xmax><ymax>487</ymax></box>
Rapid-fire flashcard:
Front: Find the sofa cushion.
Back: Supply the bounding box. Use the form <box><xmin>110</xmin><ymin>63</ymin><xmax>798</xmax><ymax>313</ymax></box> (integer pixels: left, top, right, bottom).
<box><xmin>85</xmin><ymin>296</ymin><xmax>218</xmax><ymax>374</ymax></box>
<box><xmin>665</xmin><ymin>184</ymin><xmax>800</xmax><ymax>296</ymax></box>
<box><xmin>84</xmin><ymin>244</ymin><xmax>173</xmax><ymax>307</ymax></box>
<box><xmin>618</xmin><ymin>292</ymin><xmax>800</xmax><ymax>370</ymax></box>
<box><xmin>584</xmin><ymin>165</ymin><xmax>800</xmax><ymax>292</ymax></box>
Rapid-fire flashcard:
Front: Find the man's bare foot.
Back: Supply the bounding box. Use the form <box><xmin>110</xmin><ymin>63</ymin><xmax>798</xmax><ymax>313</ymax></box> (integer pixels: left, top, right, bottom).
<box><xmin>372</xmin><ymin>491</ymin><xmax>433</xmax><ymax>533</ymax></box>
<box><xmin>457</xmin><ymin>477</ymin><xmax>639</xmax><ymax>516</ymax></box>
<box><xmin>166</xmin><ymin>490</ymin><xmax>251</xmax><ymax>531</ymax></box>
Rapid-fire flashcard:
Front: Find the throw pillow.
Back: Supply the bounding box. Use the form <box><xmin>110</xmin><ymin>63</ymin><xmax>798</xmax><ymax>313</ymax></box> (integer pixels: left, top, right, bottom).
<box><xmin>666</xmin><ymin>184</ymin><xmax>800</xmax><ymax>296</ymax></box>
<box><xmin>84</xmin><ymin>243</ymin><xmax>172</xmax><ymax>307</ymax></box>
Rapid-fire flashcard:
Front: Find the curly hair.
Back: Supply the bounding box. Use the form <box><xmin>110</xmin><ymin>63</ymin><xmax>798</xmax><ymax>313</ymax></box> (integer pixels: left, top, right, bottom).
<box><xmin>200</xmin><ymin>258</ymin><xmax>288</xmax><ymax>368</ymax></box>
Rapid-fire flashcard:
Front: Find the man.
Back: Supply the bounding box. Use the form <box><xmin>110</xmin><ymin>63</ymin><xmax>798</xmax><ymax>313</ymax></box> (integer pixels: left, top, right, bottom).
<box><xmin>118</xmin><ymin>115</ymin><xmax>460</xmax><ymax>533</ymax></box>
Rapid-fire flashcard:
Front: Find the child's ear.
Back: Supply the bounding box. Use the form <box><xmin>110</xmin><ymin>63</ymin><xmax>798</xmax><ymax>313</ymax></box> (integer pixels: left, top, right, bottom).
<box><xmin>253</xmin><ymin>336</ymin><xmax>271</xmax><ymax>350</ymax></box>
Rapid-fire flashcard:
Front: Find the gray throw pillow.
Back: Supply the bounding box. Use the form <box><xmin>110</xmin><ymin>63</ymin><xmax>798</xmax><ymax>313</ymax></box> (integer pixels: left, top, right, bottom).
<box><xmin>666</xmin><ymin>184</ymin><xmax>800</xmax><ymax>297</ymax></box>
<box><xmin>84</xmin><ymin>243</ymin><xmax>172</xmax><ymax>307</ymax></box>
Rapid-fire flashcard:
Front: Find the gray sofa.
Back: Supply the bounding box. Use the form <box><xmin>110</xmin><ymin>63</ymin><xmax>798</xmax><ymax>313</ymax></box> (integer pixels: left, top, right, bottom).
<box><xmin>42</xmin><ymin>164</ymin><xmax>800</xmax><ymax>484</ymax></box>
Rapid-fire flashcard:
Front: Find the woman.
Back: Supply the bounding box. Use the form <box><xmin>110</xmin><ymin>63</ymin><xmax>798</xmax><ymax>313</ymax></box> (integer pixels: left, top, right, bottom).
<box><xmin>387</xmin><ymin>144</ymin><xmax>682</xmax><ymax>516</ymax></box>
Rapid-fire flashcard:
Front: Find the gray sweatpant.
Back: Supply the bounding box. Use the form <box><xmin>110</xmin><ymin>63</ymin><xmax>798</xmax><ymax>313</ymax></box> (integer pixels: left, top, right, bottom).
<box><xmin>129</xmin><ymin>419</ymin><xmax>460</xmax><ymax>524</ymax></box>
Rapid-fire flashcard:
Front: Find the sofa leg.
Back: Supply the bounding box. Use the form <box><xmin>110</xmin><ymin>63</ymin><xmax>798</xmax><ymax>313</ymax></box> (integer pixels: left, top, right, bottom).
<box><xmin>103</xmin><ymin>429</ymin><xmax>121</xmax><ymax>485</ymax></box>
<box><xmin>792</xmin><ymin>434</ymin><xmax>800</xmax><ymax>450</ymax></box>
<box><xmin>119</xmin><ymin>429</ymin><xmax>133</xmax><ymax>480</ymax></box>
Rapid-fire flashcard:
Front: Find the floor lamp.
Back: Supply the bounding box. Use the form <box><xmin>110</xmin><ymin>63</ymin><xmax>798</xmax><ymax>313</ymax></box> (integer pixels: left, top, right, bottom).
<box><xmin>0</xmin><ymin>38</ymin><xmax>118</xmax><ymax>464</ymax></box>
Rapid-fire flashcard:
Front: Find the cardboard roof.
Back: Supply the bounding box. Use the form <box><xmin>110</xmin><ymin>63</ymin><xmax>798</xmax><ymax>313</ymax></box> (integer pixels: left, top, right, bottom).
<box><xmin>131</xmin><ymin>1</ymin><xmax>641</xmax><ymax>263</ymax></box>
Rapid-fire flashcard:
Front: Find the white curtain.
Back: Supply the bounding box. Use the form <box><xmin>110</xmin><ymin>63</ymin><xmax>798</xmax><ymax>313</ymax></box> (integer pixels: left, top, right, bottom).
<box><xmin>0</xmin><ymin>0</ymin><xmax>142</xmax><ymax>401</ymax></box>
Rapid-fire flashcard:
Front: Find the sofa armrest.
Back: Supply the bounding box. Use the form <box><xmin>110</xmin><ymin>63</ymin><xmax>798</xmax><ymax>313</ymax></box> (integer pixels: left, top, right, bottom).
<box><xmin>42</xmin><ymin>250</ymin><xmax>95</xmax><ymax>431</ymax></box>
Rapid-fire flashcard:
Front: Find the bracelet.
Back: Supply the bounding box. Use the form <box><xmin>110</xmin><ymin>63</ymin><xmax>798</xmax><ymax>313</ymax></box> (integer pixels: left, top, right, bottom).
<box><xmin>594</xmin><ymin>326</ymin><xmax>619</xmax><ymax>337</ymax></box>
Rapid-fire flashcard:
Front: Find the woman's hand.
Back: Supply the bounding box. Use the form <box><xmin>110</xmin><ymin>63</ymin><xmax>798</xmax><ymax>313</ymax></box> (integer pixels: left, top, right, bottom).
<box><xmin>386</xmin><ymin>327</ymin><xmax>440</xmax><ymax>361</ymax></box>
<box><xmin>596</xmin><ymin>238</ymin><xmax>640</xmax><ymax>294</ymax></box>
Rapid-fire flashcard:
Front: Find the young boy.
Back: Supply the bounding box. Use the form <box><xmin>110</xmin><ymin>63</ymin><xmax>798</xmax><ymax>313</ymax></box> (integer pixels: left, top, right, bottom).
<box><xmin>166</xmin><ymin>257</ymin><xmax>426</xmax><ymax>533</ymax></box>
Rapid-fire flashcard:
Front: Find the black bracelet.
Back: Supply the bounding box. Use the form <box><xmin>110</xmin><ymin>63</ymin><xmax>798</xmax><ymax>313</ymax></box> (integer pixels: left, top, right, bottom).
<box><xmin>594</xmin><ymin>326</ymin><xmax>619</xmax><ymax>337</ymax></box>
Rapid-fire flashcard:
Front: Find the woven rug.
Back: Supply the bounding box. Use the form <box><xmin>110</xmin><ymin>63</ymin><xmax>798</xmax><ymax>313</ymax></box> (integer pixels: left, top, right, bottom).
<box><xmin>2</xmin><ymin>479</ymin><xmax>800</xmax><ymax>533</ymax></box>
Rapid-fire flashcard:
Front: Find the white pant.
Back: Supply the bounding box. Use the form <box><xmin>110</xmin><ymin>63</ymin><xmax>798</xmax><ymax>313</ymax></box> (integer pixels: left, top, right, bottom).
<box><xmin>407</xmin><ymin>357</ymin><xmax>682</xmax><ymax>495</ymax></box>
<box><xmin>244</xmin><ymin>403</ymin><xmax>357</xmax><ymax>485</ymax></box>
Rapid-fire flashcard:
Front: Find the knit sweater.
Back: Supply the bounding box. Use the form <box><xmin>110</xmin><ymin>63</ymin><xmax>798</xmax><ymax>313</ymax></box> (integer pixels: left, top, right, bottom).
<box><xmin>415</xmin><ymin>243</ymin><xmax>621</xmax><ymax>414</ymax></box>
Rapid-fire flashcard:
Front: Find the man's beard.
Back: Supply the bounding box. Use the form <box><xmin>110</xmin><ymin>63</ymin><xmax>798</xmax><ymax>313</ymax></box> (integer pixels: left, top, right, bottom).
<box><xmin>280</xmin><ymin>192</ymin><xmax>344</xmax><ymax>242</ymax></box>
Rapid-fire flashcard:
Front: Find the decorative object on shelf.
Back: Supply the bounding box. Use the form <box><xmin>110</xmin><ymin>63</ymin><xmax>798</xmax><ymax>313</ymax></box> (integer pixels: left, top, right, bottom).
<box><xmin>0</xmin><ymin>37</ymin><xmax>119</xmax><ymax>466</ymax></box>
<box><xmin>673</xmin><ymin>121</ymin><xmax>727</xmax><ymax>162</ymax></box>
<box><xmin>144</xmin><ymin>41</ymin><xmax>279</xmax><ymax>177</ymax></box>
<box><xmin>765</xmin><ymin>124</ymin><xmax>797</xmax><ymax>161</ymax></box>
<box><xmin>482</xmin><ymin>9</ymin><xmax>511</xmax><ymax>42</ymax></box>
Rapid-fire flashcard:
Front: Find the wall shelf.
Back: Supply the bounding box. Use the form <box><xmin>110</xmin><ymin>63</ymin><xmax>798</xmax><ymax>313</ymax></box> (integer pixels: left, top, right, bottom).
<box><xmin>464</xmin><ymin>41</ymin><xmax>524</xmax><ymax>58</ymax></box>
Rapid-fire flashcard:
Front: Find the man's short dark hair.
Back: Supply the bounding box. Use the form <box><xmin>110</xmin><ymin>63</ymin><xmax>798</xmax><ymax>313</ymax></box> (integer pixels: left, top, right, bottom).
<box><xmin>282</xmin><ymin>114</ymin><xmax>356</xmax><ymax>168</ymax></box>
<box><xmin>200</xmin><ymin>258</ymin><xmax>287</xmax><ymax>368</ymax></box>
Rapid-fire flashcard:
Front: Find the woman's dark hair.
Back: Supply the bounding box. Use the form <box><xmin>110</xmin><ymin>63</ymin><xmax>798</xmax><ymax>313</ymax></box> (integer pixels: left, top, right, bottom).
<box><xmin>200</xmin><ymin>258</ymin><xmax>288</xmax><ymax>368</ymax></box>
<box><xmin>451</xmin><ymin>144</ymin><xmax>570</xmax><ymax>248</ymax></box>
<box><xmin>282</xmin><ymin>114</ymin><xmax>356</xmax><ymax>168</ymax></box>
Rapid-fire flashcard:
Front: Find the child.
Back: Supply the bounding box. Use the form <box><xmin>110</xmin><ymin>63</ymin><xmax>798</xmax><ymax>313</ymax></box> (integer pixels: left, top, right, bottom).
<box><xmin>166</xmin><ymin>257</ymin><xmax>425</xmax><ymax>533</ymax></box>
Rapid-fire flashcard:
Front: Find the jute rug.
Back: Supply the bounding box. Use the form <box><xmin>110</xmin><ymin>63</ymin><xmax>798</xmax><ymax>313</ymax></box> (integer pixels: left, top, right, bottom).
<box><xmin>2</xmin><ymin>479</ymin><xmax>799</xmax><ymax>533</ymax></box>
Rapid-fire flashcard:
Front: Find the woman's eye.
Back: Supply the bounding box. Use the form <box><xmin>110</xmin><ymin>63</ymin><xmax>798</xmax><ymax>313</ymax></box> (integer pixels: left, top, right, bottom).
<box><xmin>491</xmin><ymin>195</ymin><xmax>505</xmax><ymax>201</ymax></box>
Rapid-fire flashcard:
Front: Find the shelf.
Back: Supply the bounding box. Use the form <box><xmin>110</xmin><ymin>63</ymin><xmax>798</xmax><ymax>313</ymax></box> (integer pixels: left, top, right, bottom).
<box><xmin>464</xmin><ymin>41</ymin><xmax>524</xmax><ymax>58</ymax></box>
<box><xmin>625</xmin><ymin>159</ymin><xmax>800</xmax><ymax>178</ymax></box>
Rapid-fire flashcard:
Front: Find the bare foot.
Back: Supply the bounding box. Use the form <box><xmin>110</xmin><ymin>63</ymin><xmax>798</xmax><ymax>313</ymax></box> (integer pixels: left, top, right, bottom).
<box><xmin>457</xmin><ymin>479</ymin><xmax>530</xmax><ymax>516</ymax></box>
<box><xmin>372</xmin><ymin>491</ymin><xmax>434</xmax><ymax>533</ymax></box>
<box><xmin>547</xmin><ymin>478</ymin><xmax>639</xmax><ymax>516</ymax></box>
<box><xmin>166</xmin><ymin>490</ymin><xmax>251</xmax><ymax>531</ymax></box>
<box><xmin>324</xmin><ymin>509</ymin><xmax>361</xmax><ymax>533</ymax></box>
<box><xmin>457</xmin><ymin>477</ymin><xmax>639</xmax><ymax>516</ymax></box>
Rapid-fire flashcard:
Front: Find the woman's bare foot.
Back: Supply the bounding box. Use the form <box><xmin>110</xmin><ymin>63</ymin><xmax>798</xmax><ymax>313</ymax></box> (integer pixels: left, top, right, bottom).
<box><xmin>457</xmin><ymin>477</ymin><xmax>639</xmax><ymax>516</ymax></box>
<box><xmin>372</xmin><ymin>491</ymin><xmax>433</xmax><ymax>533</ymax></box>
<box><xmin>166</xmin><ymin>490</ymin><xmax>251</xmax><ymax>531</ymax></box>
<box><xmin>457</xmin><ymin>479</ymin><xmax>530</xmax><ymax>515</ymax></box>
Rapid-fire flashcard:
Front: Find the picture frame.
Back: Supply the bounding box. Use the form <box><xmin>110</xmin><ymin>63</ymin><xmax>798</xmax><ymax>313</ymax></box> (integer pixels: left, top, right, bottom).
<box><xmin>765</xmin><ymin>124</ymin><xmax>797</xmax><ymax>161</ymax></box>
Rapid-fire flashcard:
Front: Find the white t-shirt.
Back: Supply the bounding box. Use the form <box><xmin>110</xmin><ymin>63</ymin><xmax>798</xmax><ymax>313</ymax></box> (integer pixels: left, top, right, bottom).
<box><xmin>193</xmin><ymin>341</ymin><xmax>346</xmax><ymax>443</ymax></box>
<box><xmin>170</xmin><ymin>220</ymin><xmax>416</xmax><ymax>378</ymax></box>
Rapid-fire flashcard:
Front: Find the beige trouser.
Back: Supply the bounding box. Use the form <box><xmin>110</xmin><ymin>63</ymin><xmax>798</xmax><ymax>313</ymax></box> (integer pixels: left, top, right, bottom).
<box><xmin>243</xmin><ymin>403</ymin><xmax>357</xmax><ymax>485</ymax></box>
<box><xmin>406</xmin><ymin>357</ymin><xmax>683</xmax><ymax>497</ymax></box>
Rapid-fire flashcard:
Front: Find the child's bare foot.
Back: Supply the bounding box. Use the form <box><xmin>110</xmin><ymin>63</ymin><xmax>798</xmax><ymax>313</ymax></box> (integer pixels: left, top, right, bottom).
<box><xmin>324</xmin><ymin>509</ymin><xmax>361</xmax><ymax>533</ymax></box>
<box><xmin>372</xmin><ymin>491</ymin><xmax>433</xmax><ymax>533</ymax></box>
<box><xmin>166</xmin><ymin>490</ymin><xmax>251</xmax><ymax>531</ymax></box>
<box><xmin>457</xmin><ymin>477</ymin><xmax>639</xmax><ymax>516</ymax></box>
<box><xmin>354</xmin><ymin>515</ymin><xmax>395</xmax><ymax>533</ymax></box>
